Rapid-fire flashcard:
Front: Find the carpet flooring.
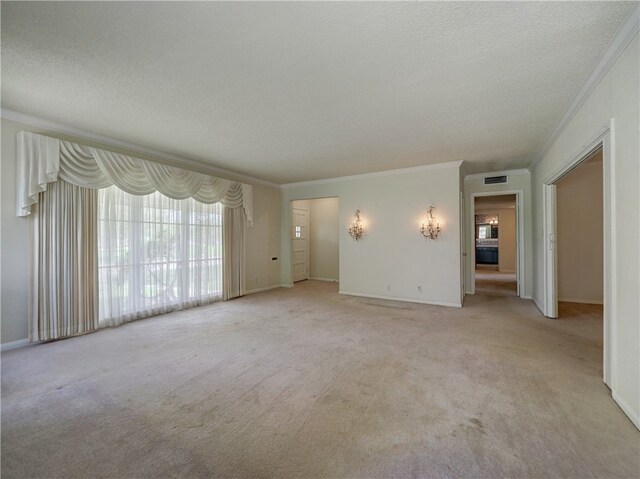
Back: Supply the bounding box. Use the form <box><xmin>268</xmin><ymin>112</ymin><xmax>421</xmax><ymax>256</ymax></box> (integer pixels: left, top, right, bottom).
<box><xmin>475</xmin><ymin>269</ymin><xmax>518</xmax><ymax>297</ymax></box>
<box><xmin>2</xmin><ymin>281</ymin><xmax>638</xmax><ymax>478</ymax></box>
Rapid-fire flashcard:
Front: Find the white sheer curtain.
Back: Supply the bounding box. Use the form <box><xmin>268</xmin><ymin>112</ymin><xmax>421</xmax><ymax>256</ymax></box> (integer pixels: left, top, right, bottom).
<box><xmin>223</xmin><ymin>207</ymin><xmax>245</xmax><ymax>300</ymax></box>
<box><xmin>98</xmin><ymin>186</ymin><xmax>223</xmax><ymax>327</ymax></box>
<box><xmin>29</xmin><ymin>180</ymin><xmax>99</xmax><ymax>341</ymax></box>
<box><xmin>17</xmin><ymin>131</ymin><xmax>248</xmax><ymax>336</ymax></box>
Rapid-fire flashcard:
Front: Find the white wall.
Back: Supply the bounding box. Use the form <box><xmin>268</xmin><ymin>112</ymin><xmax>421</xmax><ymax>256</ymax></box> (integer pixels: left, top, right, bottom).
<box><xmin>308</xmin><ymin>197</ymin><xmax>339</xmax><ymax>281</ymax></box>
<box><xmin>281</xmin><ymin>162</ymin><xmax>462</xmax><ymax>306</ymax></box>
<box><xmin>245</xmin><ymin>183</ymin><xmax>282</xmax><ymax>294</ymax></box>
<box><xmin>291</xmin><ymin>200</ymin><xmax>309</xmax><ymax>211</ymax></box>
<box><xmin>556</xmin><ymin>153</ymin><xmax>603</xmax><ymax>304</ymax></box>
<box><xmin>1</xmin><ymin>120</ymin><xmax>29</xmax><ymax>344</ymax></box>
<box><xmin>464</xmin><ymin>171</ymin><xmax>533</xmax><ymax>297</ymax></box>
<box><xmin>532</xmin><ymin>33</ymin><xmax>639</xmax><ymax>426</ymax></box>
<box><xmin>497</xmin><ymin>209</ymin><xmax>516</xmax><ymax>273</ymax></box>
<box><xmin>0</xmin><ymin>117</ymin><xmax>282</xmax><ymax>344</ymax></box>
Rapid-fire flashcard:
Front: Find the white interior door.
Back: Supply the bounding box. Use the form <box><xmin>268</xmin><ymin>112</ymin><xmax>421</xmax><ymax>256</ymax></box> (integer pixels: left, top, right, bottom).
<box><xmin>515</xmin><ymin>194</ymin><xmax>520</xmax><ymax>297</ymax></box>
<box><xmin>460</xmin><ymin>191</ymin><xmax>465</xmax><ymax>302</ymax></box>
<box><xmin>601</xmin><ymin>138</ymin><xmax>612</xmax><ymax>388</ymax></box>
<box><xmin>543</xmin><ymin>184</ymin><xmax>558</xmax><ymax>318</ymax></box>
<box><xmin>292</xmin><ymin>207</ymin><xmax>309</xmax><ymax>283</ymax></box>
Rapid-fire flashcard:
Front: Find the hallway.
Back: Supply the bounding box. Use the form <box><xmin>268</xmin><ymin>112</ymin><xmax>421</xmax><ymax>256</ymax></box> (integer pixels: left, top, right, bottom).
<box><xmin>475</xmin><ymin>268</ymin><xmax>517</xmax><ymax>297</ymax></box>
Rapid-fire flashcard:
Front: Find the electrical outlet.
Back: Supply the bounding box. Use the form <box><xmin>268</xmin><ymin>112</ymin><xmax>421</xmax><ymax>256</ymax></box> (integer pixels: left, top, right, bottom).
<box><xmin>417</xmin><ymin>285</ymin><xmax>422</xmax><ymax>292</ymax></box>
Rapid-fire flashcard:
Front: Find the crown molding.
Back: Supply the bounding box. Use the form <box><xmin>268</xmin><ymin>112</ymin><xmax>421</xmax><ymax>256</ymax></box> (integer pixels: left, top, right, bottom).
<box><xmin>529</xmin><ymin>3</ymin><xmax>639</xmax><ymax>169</ymax></box>
<box><xmin>464</xmin><ymin>168</ymin><xmax>530</xmax><ymax>181</ymax></box>
<box><xmin>1</xmin><ymin>108</ymin><xmax>280</xmax><ymax>188</ymax></box>
<box><xmin>281</xmin><ymin>160</ymin><xmax>464</xmax><ymax>189</ymax></box>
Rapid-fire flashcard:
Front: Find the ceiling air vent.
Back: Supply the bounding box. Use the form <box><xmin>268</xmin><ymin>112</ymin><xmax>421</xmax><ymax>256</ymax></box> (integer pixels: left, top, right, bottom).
<box><xmin>484</xmin><ymin>175</ymin><xmax>507</xmax><ymax>185</ymax></box>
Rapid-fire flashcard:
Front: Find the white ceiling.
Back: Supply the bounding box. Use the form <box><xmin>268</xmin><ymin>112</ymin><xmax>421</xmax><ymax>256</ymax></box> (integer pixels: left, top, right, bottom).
<box><xmin>1</xmin><ymin>2</ymin><xmax>633</xmax><ymax>184</ymax></box>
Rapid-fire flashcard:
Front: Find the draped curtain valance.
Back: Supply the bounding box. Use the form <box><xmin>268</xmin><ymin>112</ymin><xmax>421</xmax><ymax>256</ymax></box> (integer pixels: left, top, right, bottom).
<box><xmin>16</xmin><ymin>131</ymin><xmax>253</xmax><ymax>225</ymax></box>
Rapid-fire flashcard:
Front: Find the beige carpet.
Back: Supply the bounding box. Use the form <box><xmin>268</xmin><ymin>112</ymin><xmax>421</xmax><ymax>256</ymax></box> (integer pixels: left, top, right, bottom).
<box><xmin>475</xmin><ymin>269</ymin><xmax>518</xmax><ymax>297</ymax></box>
<box><xmin>2</xmin><ymin>281</ymin><xmax>638</xmax><ymax>478</ymax></box>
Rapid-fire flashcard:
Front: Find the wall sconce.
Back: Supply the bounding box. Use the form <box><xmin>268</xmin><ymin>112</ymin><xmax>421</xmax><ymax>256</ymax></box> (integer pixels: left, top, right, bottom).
<box><xmin>348</xmin><ymin>209</ymin><xmax>364</xmax><ymax>240</ymax></box>
<box><xmin>489</xmin><ymin>219</ymin><xmax>498</xmax><ymax>225</ymax></box>
<box><xmin>420</xmin><ymin>205</ymin><xmax>441</xmax><ymax>240</ymax></box>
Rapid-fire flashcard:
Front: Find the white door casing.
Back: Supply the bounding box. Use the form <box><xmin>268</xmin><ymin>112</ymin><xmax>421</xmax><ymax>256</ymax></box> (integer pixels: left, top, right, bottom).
<box><xmin>469</xmin><ymin>190</ymin><xmax>524</xmax><ymax>297</ymax></box>
<box><xmin>542</xmin><ymin>125</ymin><xmax>613</xmax><ymax>388</ymax></box>
<box><xmin>460</xmin><ymin>191</ymin><xmax>465</xmax><ymax>303</ymax></box>
<box><xmin>515</xmin><ymin>194</ymin><xmax>520</xmax><ymax>297</ymax></box>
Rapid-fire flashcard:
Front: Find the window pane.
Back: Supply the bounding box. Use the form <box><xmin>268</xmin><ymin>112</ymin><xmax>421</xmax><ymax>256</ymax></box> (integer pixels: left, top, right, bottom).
<box><xmin>98</xmin><ymin>186</ymin><xmax>223</xmax><ymax>325</ymax></box>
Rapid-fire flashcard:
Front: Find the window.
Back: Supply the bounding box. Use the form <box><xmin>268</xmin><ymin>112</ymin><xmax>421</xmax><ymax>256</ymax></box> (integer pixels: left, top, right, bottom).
<box><xmin>98</xmin><ymin>186</ymin><xmax>223</xmax><ymax>325</ymax></box>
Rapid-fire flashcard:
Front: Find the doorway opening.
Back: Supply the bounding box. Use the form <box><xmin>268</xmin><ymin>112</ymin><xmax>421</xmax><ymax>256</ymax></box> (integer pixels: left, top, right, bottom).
<box><xmin>472</xmin><ymin>193</ymin><xmax>521</xmax><ymax>297</ymax></box>
<box><xmin>547</xmin><ymin>147</ymin><xmax>607</xmax><ymax>382</ymax></box>
<box><xmin>542</xmin><ymin>129</ymin><xmax>613</xmax><ymax>388</ymax></box>
<box><xmin>555</xmin><ymin>148</ymin><xmax>603</xmax><ymax>319</ymax></box>
<box><xmin>291</xmin><ymin>198</ymin><xmax>339</xmax><ymax>284</ymax></box>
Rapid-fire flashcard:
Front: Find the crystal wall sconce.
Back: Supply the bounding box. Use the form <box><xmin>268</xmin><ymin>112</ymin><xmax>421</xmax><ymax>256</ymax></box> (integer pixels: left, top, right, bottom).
<box><xmin>420</xmin><ymin>205</ymin><xmax>441</xmax><ymax>240</ymax></box>
<box><xmin>348</xmin><ymin>209</ymin><xmax>364</xmax><ymax>240</ymax></box>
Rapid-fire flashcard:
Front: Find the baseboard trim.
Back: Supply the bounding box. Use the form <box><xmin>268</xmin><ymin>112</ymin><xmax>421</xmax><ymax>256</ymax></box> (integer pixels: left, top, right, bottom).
<box><xmin>280</xmin><ymin>283</ymin><xmax>294</xmax><ymax>288</ymax></box>
<box><xmin>613</xmin><ymin>391</ymin><xmax>640</xmax><ymax>430</ymax></box>
<box><xmin>558</xmin><ymin>298</ymin><xmax>603</xmax><ymax>305</ymax></box>
<box><xmin>309</xmin><ymin>277</ymin><xmax>339</xmax><ymax>283</ymax></box>
<box><xmin>1</xmin><ymin>338</ymin><xmax>29</xmax><ymax>352</ymax></box>
<box><xmin>245</xmin><ymin>285</ymin><xmax>281</xmax><ymax>295</ymax></box>
<box><xmin>339</xmin><ymin>290</ymin><xmax>462</xmax><ymax>308</ymax></box>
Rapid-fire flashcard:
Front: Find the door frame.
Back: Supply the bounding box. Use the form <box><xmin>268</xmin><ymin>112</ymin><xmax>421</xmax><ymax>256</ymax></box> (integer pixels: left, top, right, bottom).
<box><xmin>289</xmin><ymin>196</ymin><xmax>341</xmax><ymax>286</ymax></box>
<box><xmin>291</xmin><ymin>203</ymin><xmax>310</xmax><ymax>283</ymax></box>
<box><xmin>459</xmin><ymin>191</ymin><xmax>465</xmax><ymax>304</ymax></box>
<box><xmin>469</xmin><ymin>190</ymin><xmax>525</xmax><ymax>297</ymax></box>
<box><xmin>541</xmin><ymin>123</ymin><xmax>614</xmax><ymax>387</ymax></box>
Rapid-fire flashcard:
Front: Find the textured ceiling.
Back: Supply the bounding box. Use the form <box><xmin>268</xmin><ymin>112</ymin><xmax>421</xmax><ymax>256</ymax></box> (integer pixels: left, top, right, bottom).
<box><xmin>1</xmin><ymin>2</ymin><xmax>633</xmax><ymax>184</ymax></box>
